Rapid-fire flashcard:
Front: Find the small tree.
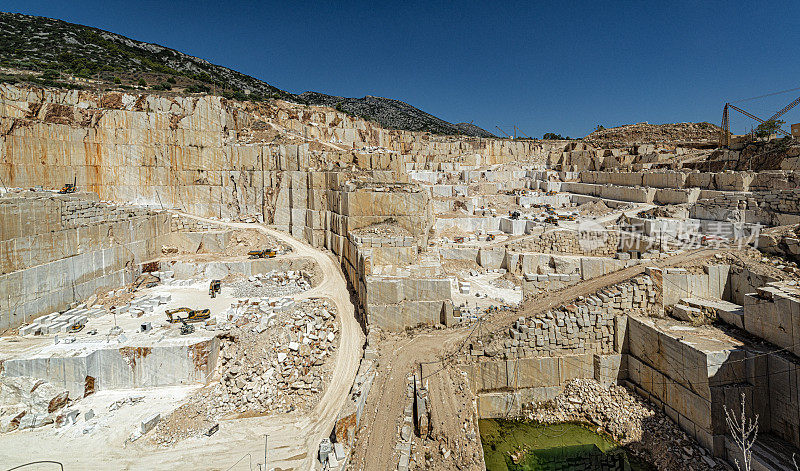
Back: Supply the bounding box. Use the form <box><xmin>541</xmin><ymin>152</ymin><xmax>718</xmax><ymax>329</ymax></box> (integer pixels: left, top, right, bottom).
<box><xmin>754</xmin><ymin>119</ymin><xmax>784</xmax><ymax>140</ymax></box>
<box><xmin>725</xmin><ymin>393</ymin><xmax>758</xmax><ymax>471</ymax></box>
<box><xmin>137</xmin><ymin>78</ymin><xmax>147</xmax><ymax>87</ymax></box>
<box><xmin>595</xmin><ymin>124</ymin><xmax>605</xmax><ymax>132</ymax></box>
<box><xmin>113</xmin><ymin>76</ymin><xmax>122</xmax><ymax>84</ymax></box>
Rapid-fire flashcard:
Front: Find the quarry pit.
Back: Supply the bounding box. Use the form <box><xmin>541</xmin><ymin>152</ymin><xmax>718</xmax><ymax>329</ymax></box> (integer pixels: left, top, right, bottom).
<box><xmin>1</xmin><ymin>83</ymin><xmax>800</xmax><ymax>471</ymax></box>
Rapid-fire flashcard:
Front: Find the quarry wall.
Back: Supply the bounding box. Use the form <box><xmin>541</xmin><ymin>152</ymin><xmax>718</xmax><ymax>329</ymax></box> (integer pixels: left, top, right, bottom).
<box><xmin>1</xmin><ymin>338</ymin><xmax>219</xmax><ymax>398</ymax></box>
<box><xmin>0</xmin><ymin>84</ymin><xmax>546</xmax><ymax>222</ymax></box>
<box><xmin>467</xmin><ymin>265</ymin><xmax>800</xmax><ymax>460</ymax></box>
<box><xmin>0</xmin><ymin>192</ymin><xmax>171</xmax><ymax>329</ymax></box>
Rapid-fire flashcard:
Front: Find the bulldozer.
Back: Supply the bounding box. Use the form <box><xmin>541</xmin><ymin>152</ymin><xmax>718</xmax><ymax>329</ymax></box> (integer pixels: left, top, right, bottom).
<box><xmin>166</xmin><ymin>307</ymin><xmax>211</xmax><ymax>324</ymax></box>
<box><xmin>59</xmin><ymin>177</ymin><xmax>77</xmax><ymax>194</ymax></box>
<box><xmin>248</xmin><ymin>248</ymin><xmax>277</xmax><ymax>259</ymax></box>
<box><xmin>69</xmin><ymin>323</ymin><xmax>85</xmax><ymax>333</ymax></box>
<box><xmin>209</xmin><ymin>279</ymin><xmax>221</xmax><ymax>298</ymax></box>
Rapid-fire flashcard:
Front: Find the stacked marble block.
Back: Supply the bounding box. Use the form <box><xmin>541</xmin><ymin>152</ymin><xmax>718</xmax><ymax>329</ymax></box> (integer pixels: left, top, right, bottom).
<box><xmin>18</xmin><ymin>305</ymin><xmax>104</xmax><ymax>336</ymax></box>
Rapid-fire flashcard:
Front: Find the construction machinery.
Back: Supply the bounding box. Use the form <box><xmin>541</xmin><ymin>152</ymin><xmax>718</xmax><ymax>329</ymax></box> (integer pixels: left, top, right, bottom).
<box><xmin>209</xmin><ymin>279</ymin><xmax>221</xmax><ymax>298</ymax></box>
<box><xmin>509</xmin><ymin>210</ymin><xmax>521</xmax><ymax>220</ymax></box>
<box><xmin>166</xmin><ymin>307</ymin><xmax>211</xmax><ymax>324</ymax></box>
<box><xmin>720</xmin><ymin>87</ymin><xmax>800</xmax><ymax>147</ymax></box>
<box><xmin>486</xmin><ymin>234</ymin><xmax>496</xmax><ymax>242</ymax></box>
<box><xmin>59</xmin><ymin>177</ymin><xmax>77</xmax><ymax>194</ymax></box>
<box><xmin>454</xmin><ymin>236</ymin><xmax>465</xmax><ymax>243</ymax></box>
<box><xmin>545</xmin><ymin>216</ymin><xmax>559</xmax><ymax>225</ymax></box>
<box><xmin>179</xmin><ymin>319</ymin><xmax>195</xmax><ymax>335</ymax></box>
<box><xmin>69</xmin><ymin>323</ymin><xmax>85</xmax><ymax>333</ymax></box>
<box><xmin>248</xmin><ymin>248</ymin><xmax>277</xmax><ymax>259</ymax></box>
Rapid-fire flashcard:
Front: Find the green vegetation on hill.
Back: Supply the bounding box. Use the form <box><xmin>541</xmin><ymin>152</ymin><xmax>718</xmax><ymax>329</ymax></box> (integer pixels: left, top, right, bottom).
<box><xmin>0</xmin><ymin>11</ymin><xmax>494</xmax><ymax>137</ymax></box>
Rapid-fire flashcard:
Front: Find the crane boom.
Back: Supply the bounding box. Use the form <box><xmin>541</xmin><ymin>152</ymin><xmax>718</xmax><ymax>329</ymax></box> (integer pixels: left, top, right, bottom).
<box><xmin>495</xmin><ymin>126</ymin><xmax>511</xmax><ymax>138</ymax></box>
<box><xmin>728</xmin><ymin>104</ymin><xmax>791</xmax><ymax>136</ymax></box>
<box><xmin>720</xmin><ymin>86</ymin><xmax>800</xmax><ymax>147</ymax></box>
<box><xmin>767</xmin><ymin>95</ymin><xmax>800</xmax><ymax>122</ymax></box>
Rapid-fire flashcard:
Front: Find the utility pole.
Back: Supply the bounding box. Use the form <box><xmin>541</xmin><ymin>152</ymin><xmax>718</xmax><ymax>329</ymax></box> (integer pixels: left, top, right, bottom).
<box><xmin>264</xmin><ymin>434</ymin><xmax>268</xmax><ymax>471</ymax></box>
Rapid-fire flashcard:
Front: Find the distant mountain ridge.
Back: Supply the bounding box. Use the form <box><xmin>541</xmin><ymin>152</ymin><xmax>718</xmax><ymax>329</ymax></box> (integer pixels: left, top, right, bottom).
<box><xmin>0</xmin><ymin>11</ymin><xmax>494</xmax><ymax>137</ymax></box>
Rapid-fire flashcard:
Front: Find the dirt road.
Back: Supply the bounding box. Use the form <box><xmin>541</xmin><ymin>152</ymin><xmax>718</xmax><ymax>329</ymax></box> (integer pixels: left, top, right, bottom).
<box><xmin>349</xmin><ymin>248</ymin><xmax>717</xmax><ymax>470</ymax></box>
<box><xmin>0</xmin><ymin>214</ymin><xmax>364</xmax><ymax>471</ymax></box>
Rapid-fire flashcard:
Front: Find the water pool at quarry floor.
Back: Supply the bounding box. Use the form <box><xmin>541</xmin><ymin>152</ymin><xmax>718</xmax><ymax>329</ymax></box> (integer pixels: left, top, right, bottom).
<box><xmin>479</xmin><ymin>419</ymin><xmax>656</xmax><ymax>471</ymax></box>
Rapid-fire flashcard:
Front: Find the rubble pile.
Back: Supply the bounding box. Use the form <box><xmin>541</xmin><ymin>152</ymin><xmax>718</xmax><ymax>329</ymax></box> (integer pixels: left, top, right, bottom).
<box><xmin>576</xmin><ymin>199</ymin><xmax>613</xmax><ymax>216</ymax></box>
<box><xmin>229</xmin><ymin>270</ymin><xmax>311</xmax><ymax>298</ymax></box>
<box><xmin>584</xmin><ymin>122</ymin><xmax>721</xmax><ymax>147</ymax></box>
<box><xmin>351</xmin><ymin>221</ymin><xmax>412</xmax><ymax>238</ymax></box>
<box><xmin>527</xmin><ymin>379</ymin><xmax>723</xmax><ymax>471</ymax></box>
<box><xmin>758</xmin><ymin>224</ymin><xmax>800</xmax><ymax>264</ymax></box>
<box><xmin>151</xmin><ymin>299</ymin><xmax>338</xmax><ymax>445</ymax></box>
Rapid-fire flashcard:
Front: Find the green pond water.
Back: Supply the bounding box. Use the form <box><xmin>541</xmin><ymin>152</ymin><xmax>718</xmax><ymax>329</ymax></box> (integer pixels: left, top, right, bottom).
<box><xmin>479</xmin><ymin>419</ymin><xmax>655</xmax><ymax>471</ymax></box>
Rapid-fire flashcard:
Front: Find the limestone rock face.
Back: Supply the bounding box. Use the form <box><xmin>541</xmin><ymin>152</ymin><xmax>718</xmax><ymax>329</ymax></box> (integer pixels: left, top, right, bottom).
<box><xmin>0</xmin><ymin>84</ymin><xmax>546</xmax><ymax>222</ymax></box>
<box><xmin>0</xmin><ymin>376</ymin><xmax>70</xmax><ymax>432</ymax></box>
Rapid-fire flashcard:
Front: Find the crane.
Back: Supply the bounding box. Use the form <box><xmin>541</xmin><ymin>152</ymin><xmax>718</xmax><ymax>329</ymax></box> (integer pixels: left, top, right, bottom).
<box><xmin>720</xmin><ymin>87</ymin><xmax>800</xmax><ymax>147</ymax></box>
<box><xmin>766</xmin><ymin>95</ymin><xmax>800</xmax><ymax>123</ymax></box>
<box><xmin>495</xmin><ymin>126</ymin><xmax>511</xmax><ymax>138</ymax></box>
<box><xmin>514</xmin><ymin>126</ymin><xmax>533</xmax><ymax>139</ymax></box>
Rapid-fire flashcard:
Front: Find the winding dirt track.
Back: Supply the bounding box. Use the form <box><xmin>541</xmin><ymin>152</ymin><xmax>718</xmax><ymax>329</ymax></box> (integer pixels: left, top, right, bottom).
<box><xmin>350</xmin><ymin>248</ymin><xmax>717</xmax><ymax>470</ymax></box>
<box><xmin>0</xmin><ymin>215</ymin><xmax>364</xmax><ymax>471</ymax></box>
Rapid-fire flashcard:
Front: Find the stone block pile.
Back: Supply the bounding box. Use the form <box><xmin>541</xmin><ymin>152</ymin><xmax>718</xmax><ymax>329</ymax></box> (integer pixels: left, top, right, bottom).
<box><xmin>59</xmin><ymin>197</ymin><xmax>156</xmax><ymax>229</ymax></box>
<box><xmin>169</xmin><ymin>214</ymin><xmax>226</xmax><ymax>232</ymax></box>
<box><xmin>229</xmin><ymin>270</ymin><xmax>311</xmax><ymax>298</ymax></box>
<box><xmin>18</xmin><ymin>305</ymin><xmax>101</xmax><ymax>336</ymax></box>
<box><xmin>117</xmin><ymin>293</ymin><xmax>171</xmax><ymax>318</ymax></box>
<box><xmin>212</xmin><ymin>299</ymin><xmax>337</xmax><ymax>415</ymax></box>
<box><xmin>507</xmin><ymin>229</ymin><xmax>621</xmax><ymax>257</ymax></box>
<box><xmin>151</xmin><ymin>299</ymin><xmax>338</xmax><ymax>444</ymax></box>
<box><xmin>479</xmin><ymin>275</ymin><xmax>655</xmax><ymax>359</ymax></box>
<box><xmin>351</xmin><ymin>234</ymin><xmax>415</xmax><ymax>247</ymax></box>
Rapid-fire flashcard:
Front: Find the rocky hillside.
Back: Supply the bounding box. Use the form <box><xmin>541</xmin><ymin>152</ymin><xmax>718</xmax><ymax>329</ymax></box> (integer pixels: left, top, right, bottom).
<box><xmin>0</xmin><ymin>11</ymin><xmax>290</xmax><ymax>100</ymax></box>
<box><xmin>297</xmin><ymin>92</ymin><xmax>494</xmax><ymax>137</ymax></box>
<box><xmin>585</xmin><ymin>122</ymin><xmax>722</xmax><ymax>148</ymax></box>
<box><xmin>0</xmin><ymin>11</ymin><xmax>493</xmax><ymax>137</ymax></box>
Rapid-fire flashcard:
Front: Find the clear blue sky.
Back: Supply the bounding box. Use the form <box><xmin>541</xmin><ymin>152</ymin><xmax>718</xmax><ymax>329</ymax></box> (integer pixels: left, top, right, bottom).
<box><xmin>4</xmin><ymin>0</ymin><xmax>800</xmax><ymax>137</ymax></box>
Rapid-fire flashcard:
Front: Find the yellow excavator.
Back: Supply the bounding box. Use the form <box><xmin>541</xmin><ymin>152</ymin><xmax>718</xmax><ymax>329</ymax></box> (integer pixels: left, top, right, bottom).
<box><xmin>166</xmin><ymin>307</ymin><xmax>211</xmax><ymax>324</ymax></box>
<box><xmin>248</xmin><ymin>248</ymin><xmax>277</xmax><ymax>259</ymax></box>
